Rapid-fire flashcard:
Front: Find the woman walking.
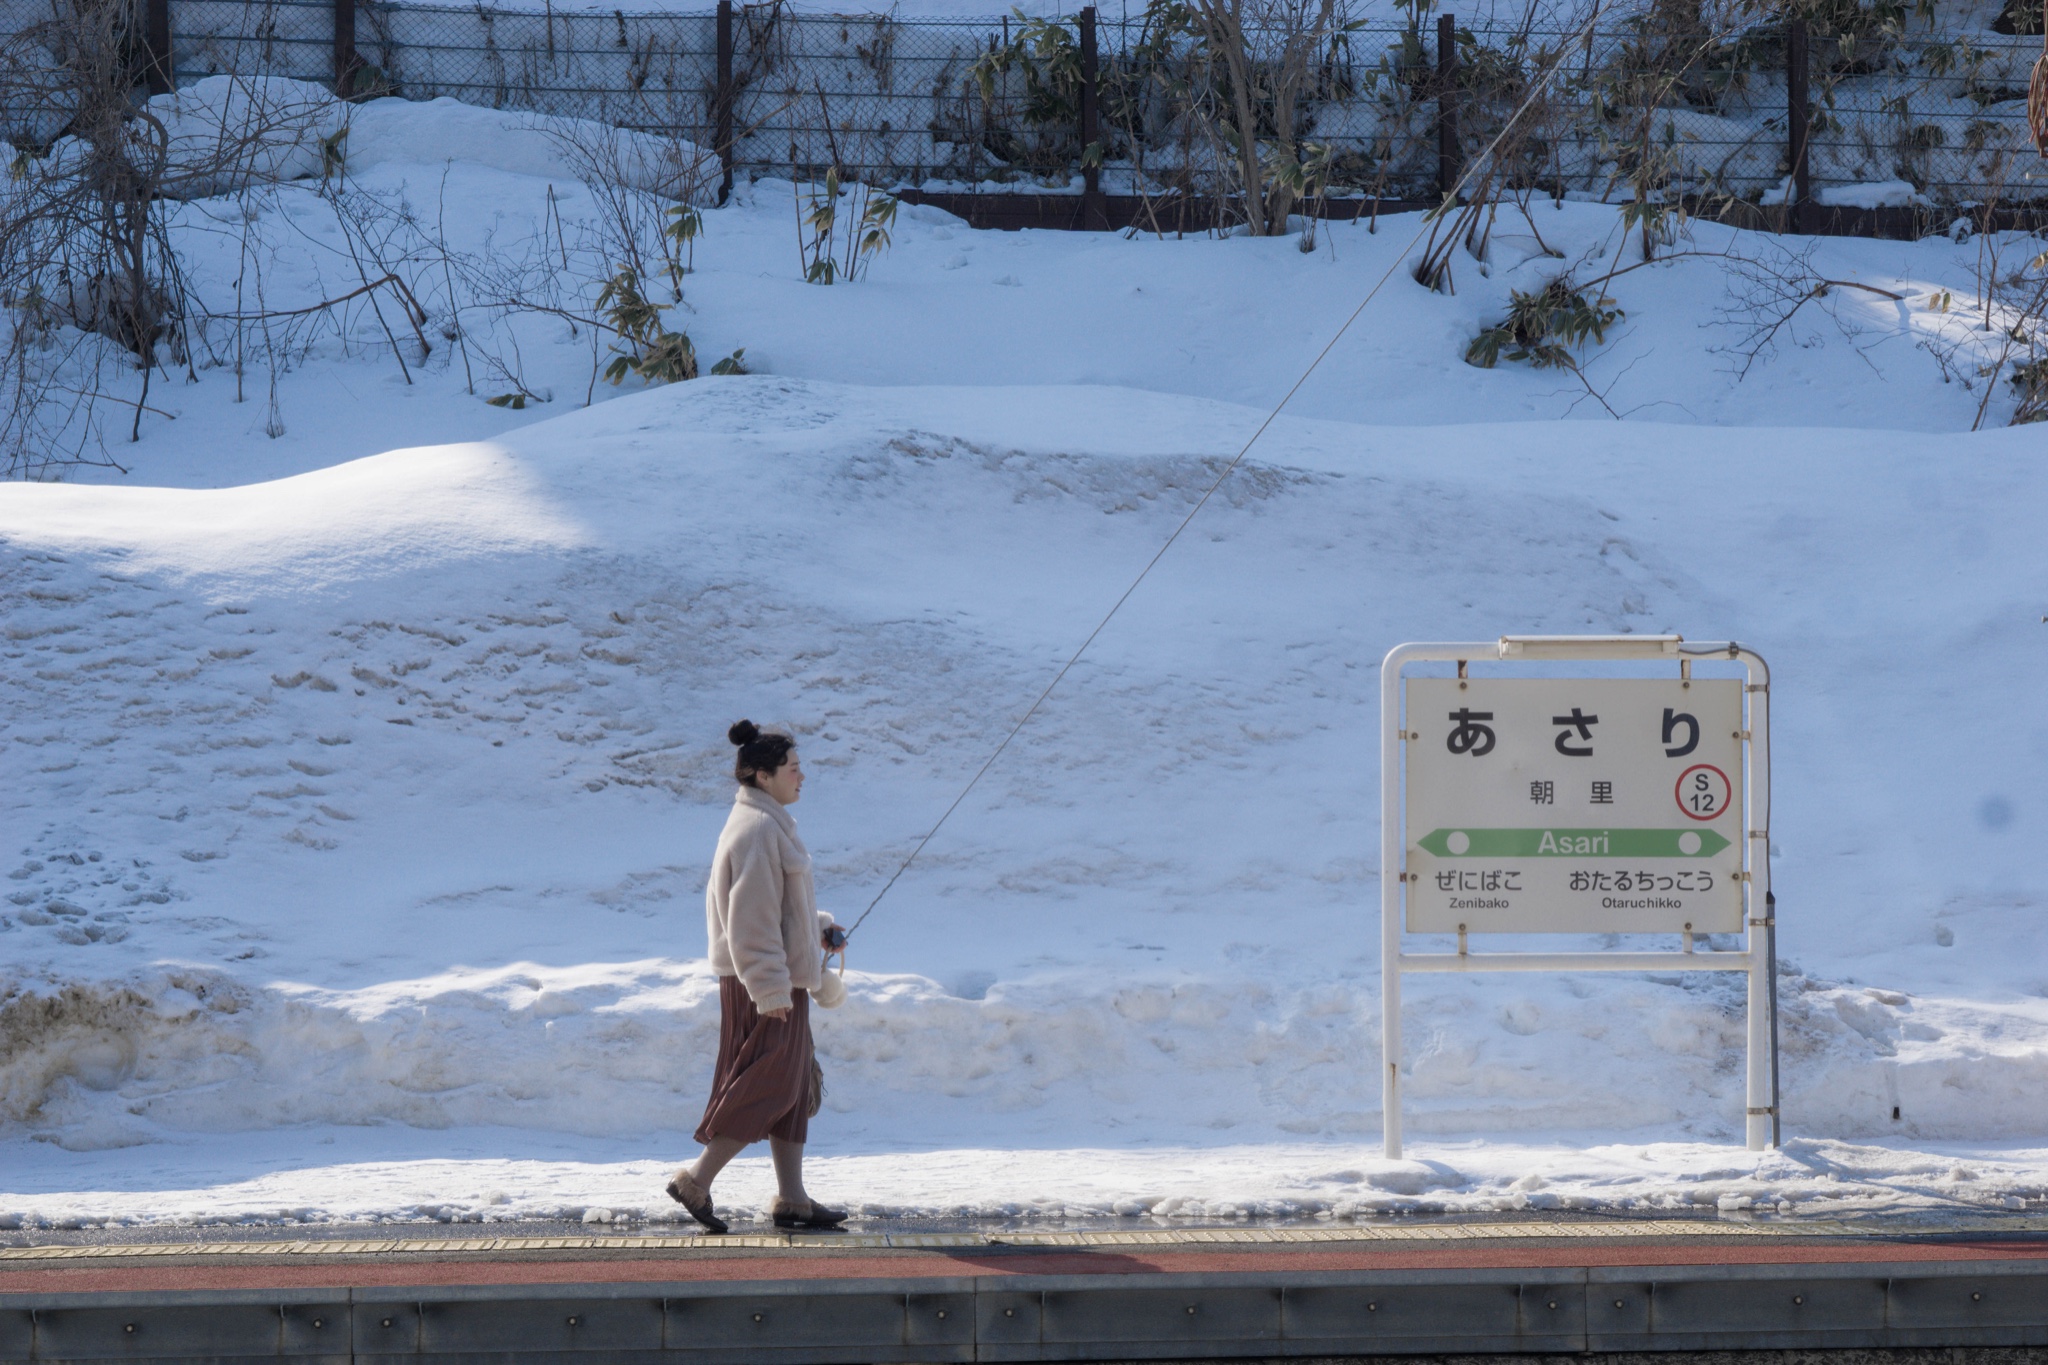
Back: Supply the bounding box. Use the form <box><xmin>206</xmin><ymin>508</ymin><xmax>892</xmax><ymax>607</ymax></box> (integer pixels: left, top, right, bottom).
<box><xmin>666</xmin><ymin>721</ymin><xmax>848</xmax><ymax>1233</ymax></box>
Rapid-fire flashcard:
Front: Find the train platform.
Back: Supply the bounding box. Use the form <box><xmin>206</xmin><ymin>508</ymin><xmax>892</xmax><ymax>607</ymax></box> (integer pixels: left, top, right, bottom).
<box><xmin>3</xmin><ymin>1215</ymin><xmax>2047</xmax><ymax>1362</ymax></box>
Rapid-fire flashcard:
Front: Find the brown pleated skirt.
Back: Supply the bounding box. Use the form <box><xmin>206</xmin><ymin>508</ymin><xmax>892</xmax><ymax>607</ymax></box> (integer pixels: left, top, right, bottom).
<box><xmin>694</xmin><ymin>976</ymin><xmax>812</xmax><ymax>1145</ymax></box>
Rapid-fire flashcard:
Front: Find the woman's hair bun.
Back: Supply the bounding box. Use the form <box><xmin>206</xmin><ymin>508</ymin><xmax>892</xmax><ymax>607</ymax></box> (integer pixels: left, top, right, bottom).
<box><xmin>727</xmin><ymin>719</ymin><xmax>793</xmax><ymax>787</ymax></box>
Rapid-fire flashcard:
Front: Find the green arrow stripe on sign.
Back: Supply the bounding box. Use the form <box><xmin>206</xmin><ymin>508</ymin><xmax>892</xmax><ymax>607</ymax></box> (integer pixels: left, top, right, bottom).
<box><xmin>1417</xmin><ymin>828</ymin><xmax>1731</xmax><ymax>858</ymax></box>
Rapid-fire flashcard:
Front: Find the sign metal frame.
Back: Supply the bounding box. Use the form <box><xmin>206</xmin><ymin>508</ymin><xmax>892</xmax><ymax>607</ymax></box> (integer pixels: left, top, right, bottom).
<box><xmin>1380</xmin><ymin>635</ymin><xmax>1777</xmax><ymax>1157</ymax></box>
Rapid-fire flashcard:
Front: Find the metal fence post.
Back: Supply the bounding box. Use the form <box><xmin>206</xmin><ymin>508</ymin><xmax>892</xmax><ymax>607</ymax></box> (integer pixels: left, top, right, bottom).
<box><xmin>333</xmin><ymin>0</ymin><xmax>359</xmax><ymax>97</ymax></box>
<box><xmin>1786</xmin><ymin>17</ymin><xmax>1810</xmax><ymax>233</ymax></box>
<box><xmin>1436</xmin><ymin>12</ymin><xmax>1460</xmax><ymax>202</ymax></box>
<box><xmin>716</xmin><ymin>0</ymin><xmax>735</xmax><ymax>204</ymax></box>
<box><xmin>1079</xmin><ymin>6</ymin><xmax>1105</xmax><ymax>229</ymax></box>
<box><xmin>143</xmin><ymin>0</ymin><xmax>172</xmax><ymax>94</ymax></box>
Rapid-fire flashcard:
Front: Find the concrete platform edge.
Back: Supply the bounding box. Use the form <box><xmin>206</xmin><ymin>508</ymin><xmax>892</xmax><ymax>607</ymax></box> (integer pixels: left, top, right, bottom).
<box><xmin>4</xmin><ymin>1256</ymin><xmax>2048</xmax><ymax>1362</ymax></box>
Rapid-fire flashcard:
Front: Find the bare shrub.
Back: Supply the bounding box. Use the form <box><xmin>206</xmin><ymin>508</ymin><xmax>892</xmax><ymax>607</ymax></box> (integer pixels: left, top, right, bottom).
<box><xmin>1713</xmin><ymin>237</ymin><xmax>1903</xmax><ymax>380</ymax></box>
<box><xmin>1</xmin><ymin>3</ymin><xmax>734</xmax><ymax>478</ymax></box>
<box><xmin>1</xmin><ymin>0</ymin><xmax>186</xmax><ymax>472</ymax></box>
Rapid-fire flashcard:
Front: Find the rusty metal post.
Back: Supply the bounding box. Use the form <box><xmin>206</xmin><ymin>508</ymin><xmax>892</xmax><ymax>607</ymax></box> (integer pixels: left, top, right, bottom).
<box><xmin>333</xmin><ymin>0</ymin><xmax>360</xmax><ymax>97</ymax></box>
<box><xmin>1437</xmin><ymin>13</ymin><xmax>1460</xmax><ymax>202</ymax></box>
<box><xmin>715</xmin><ymin>0</ymin><xmax>735</xmax><ymax>203</ymax></box>
<box><xmin>1786</xmin><ymin>18</ymin><xmax>1811</xmax><ymax>233</ymax></box>
<box><xmin>143</xmin><ymin>0</ymin><xmax>172</xmax><ymax>94</ymax></box>
<box><xmin>1079</xmin><ymin>7</ymin><xmax>1106</xmax><ymax>229</ymax></box>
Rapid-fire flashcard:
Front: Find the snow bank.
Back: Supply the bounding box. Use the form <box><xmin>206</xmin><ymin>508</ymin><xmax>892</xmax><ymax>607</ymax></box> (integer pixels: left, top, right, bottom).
<box><xmin>128</xmin><ymin>78</ymin><xmax>712</xmax><ymax>200</ymax></box>
<box><xmin>146</xmin><ymin>77</ymin><xmax>343</xmax><ymax>197</ymax></box>
<box><xmin>341</xmin><ymin>98</ymin><xmax>716</xmax><ymax>200</ymax></box>
<box><xmin>8</xmin><ymin>951</ymin><xmax>2048</xmax><ymax>1164</ymax></box>
<box><xmin>4</xmin><ymin>377</ymin><xmax>2048</xmax><ymax>1230</ymax></box>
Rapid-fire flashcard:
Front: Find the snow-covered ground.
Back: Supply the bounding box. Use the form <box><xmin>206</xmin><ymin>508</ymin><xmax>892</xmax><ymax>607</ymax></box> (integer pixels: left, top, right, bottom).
<box><xmin>3</xmin><ymin>91</ymin><xmax>2048</xmax><ymax>1232</ymax></box>
<box><xmin>36</xmin><ymin>91</ymin><xmax>2037</xmax><ymax>486</ymax></box>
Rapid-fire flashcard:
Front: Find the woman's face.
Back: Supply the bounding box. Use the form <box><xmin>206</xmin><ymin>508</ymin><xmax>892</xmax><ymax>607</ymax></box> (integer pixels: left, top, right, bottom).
<box><xmin>758</xmin><ymin>751</ymin><xmax>803</xmax><ymax>806</ymax></box>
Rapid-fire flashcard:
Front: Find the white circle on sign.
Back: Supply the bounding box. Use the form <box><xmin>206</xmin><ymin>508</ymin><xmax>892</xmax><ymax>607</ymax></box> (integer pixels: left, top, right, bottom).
<box><xmin>1447</xmin><ymin>830</ymin><xmax>1471</xmax><ymax>855</ymax></box>
<box><xmin>1678</xmin><ymin>831</ymin><xmax>1702</xmax><ymax>855</ymax></box>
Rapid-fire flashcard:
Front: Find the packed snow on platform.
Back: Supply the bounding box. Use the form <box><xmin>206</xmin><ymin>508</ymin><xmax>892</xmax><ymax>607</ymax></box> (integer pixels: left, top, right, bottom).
<box><xmin>3</xmin><ymin>90</ymin><xmax>2048</xmax><ymax>1229</ymax></box>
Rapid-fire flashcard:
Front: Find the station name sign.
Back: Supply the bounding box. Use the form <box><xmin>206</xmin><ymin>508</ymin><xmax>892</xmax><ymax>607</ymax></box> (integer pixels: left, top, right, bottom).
<box><xmin>1405</xmin><ymin>677</ymin><xmax>1744</xmax><ymax>934</ymax></box>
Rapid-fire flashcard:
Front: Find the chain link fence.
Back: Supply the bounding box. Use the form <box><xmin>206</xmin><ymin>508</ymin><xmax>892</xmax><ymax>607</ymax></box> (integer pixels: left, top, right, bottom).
<box><xmin>171</xmin><ymin>0</ymin><xmax>331</xmax><ymax>86</ymax></box>
<box><xmin>1805</xmin><ymin>31</ymin><xmax>2044</xmax><ymax>204</ymax></box>
<box><xmin>6</xmin><ymin>0</ymin><xmax>2046</xmax><ymax>210</ymax></box>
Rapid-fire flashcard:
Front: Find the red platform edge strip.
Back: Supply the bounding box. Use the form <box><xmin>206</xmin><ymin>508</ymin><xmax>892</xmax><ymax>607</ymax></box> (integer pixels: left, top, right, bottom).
<box><xmin>3</xmin><ymin>1240</ymin><xmax>2046</xmax><ymax>1296</ymax></box>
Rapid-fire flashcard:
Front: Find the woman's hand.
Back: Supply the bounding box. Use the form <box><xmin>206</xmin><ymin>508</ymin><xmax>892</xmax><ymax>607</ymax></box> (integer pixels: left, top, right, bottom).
<box><xmin>763</xmin><ymin>1006</ymin><xmax>791</xmax><ymax>1021</ymax></box>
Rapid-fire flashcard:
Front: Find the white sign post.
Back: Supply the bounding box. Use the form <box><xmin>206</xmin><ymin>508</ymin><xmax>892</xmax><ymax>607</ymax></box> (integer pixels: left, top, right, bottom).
<box><xmin>1380</xmin><ymin>636</ymin><xmax>1776</xmax><ymax>1157</ymax></box>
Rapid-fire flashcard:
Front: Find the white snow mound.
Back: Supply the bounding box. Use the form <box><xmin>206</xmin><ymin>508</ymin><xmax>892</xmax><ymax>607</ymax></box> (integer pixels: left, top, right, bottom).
<box><xmin>129</xmin><ymin>78</ymin><xmax>712</xmax><ymax>200</ymax></box>
<box><xmin>340</xmin><ymin>97</ymin><xmax>716</xmax><ymax>200</ymax></box>
<box><xmin>4</xmin><ymin>377</ymin><xmax>2048</xmax><ymax>1233</ymax></box>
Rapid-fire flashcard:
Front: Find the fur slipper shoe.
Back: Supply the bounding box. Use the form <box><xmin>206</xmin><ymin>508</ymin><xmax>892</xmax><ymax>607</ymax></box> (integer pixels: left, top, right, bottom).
<box><xmin>665</xmin><ymin>1169</ymin><xmax>728</xmax><ymax>1234</ymax></box>
<box><xmin>771</xmin><ymin>1196</ymin><xmax>847</xmax><ymax>1229</ymax></box>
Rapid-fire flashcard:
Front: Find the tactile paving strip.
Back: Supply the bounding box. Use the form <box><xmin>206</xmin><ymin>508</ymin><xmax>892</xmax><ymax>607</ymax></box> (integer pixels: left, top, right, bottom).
<box><xmin>7</xmin><ymin>1215</ymin><xmax>2035</xmax><ymax>1262</ymax></box>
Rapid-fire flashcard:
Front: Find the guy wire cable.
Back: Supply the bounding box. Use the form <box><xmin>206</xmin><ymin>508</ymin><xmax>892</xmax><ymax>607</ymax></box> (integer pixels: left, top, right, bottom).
<box><xmin>841</xmin><ymin>6</ymin><xmax>1680</xmax><ymax>943</ymax></box>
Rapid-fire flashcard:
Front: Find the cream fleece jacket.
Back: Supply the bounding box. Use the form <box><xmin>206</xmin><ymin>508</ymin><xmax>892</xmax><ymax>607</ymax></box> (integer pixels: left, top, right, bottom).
<box><xmin>705</xmin><ymin>785</ymin><xmax>840</xmax><ymax>1014</ymax></box>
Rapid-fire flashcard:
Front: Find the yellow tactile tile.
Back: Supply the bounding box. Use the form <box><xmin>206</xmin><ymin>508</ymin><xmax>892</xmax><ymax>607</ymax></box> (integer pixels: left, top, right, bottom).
<box><xmin>5</xmin><ymin>1213</ymin><xmax>2040</xmax><ymax>1262</ymax></box>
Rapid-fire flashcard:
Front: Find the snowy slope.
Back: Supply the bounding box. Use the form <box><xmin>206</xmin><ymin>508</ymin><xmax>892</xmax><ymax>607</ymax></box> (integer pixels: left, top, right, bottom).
<box><xmin>4</xmin><ymin>94</ymin><xmax>2048</xmax><ymax>1231</ymax></box>
<box><xmin>6</xmin><ymin>377</ymin><xmax>2048</xmax><ymax>1226</ymax></box>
